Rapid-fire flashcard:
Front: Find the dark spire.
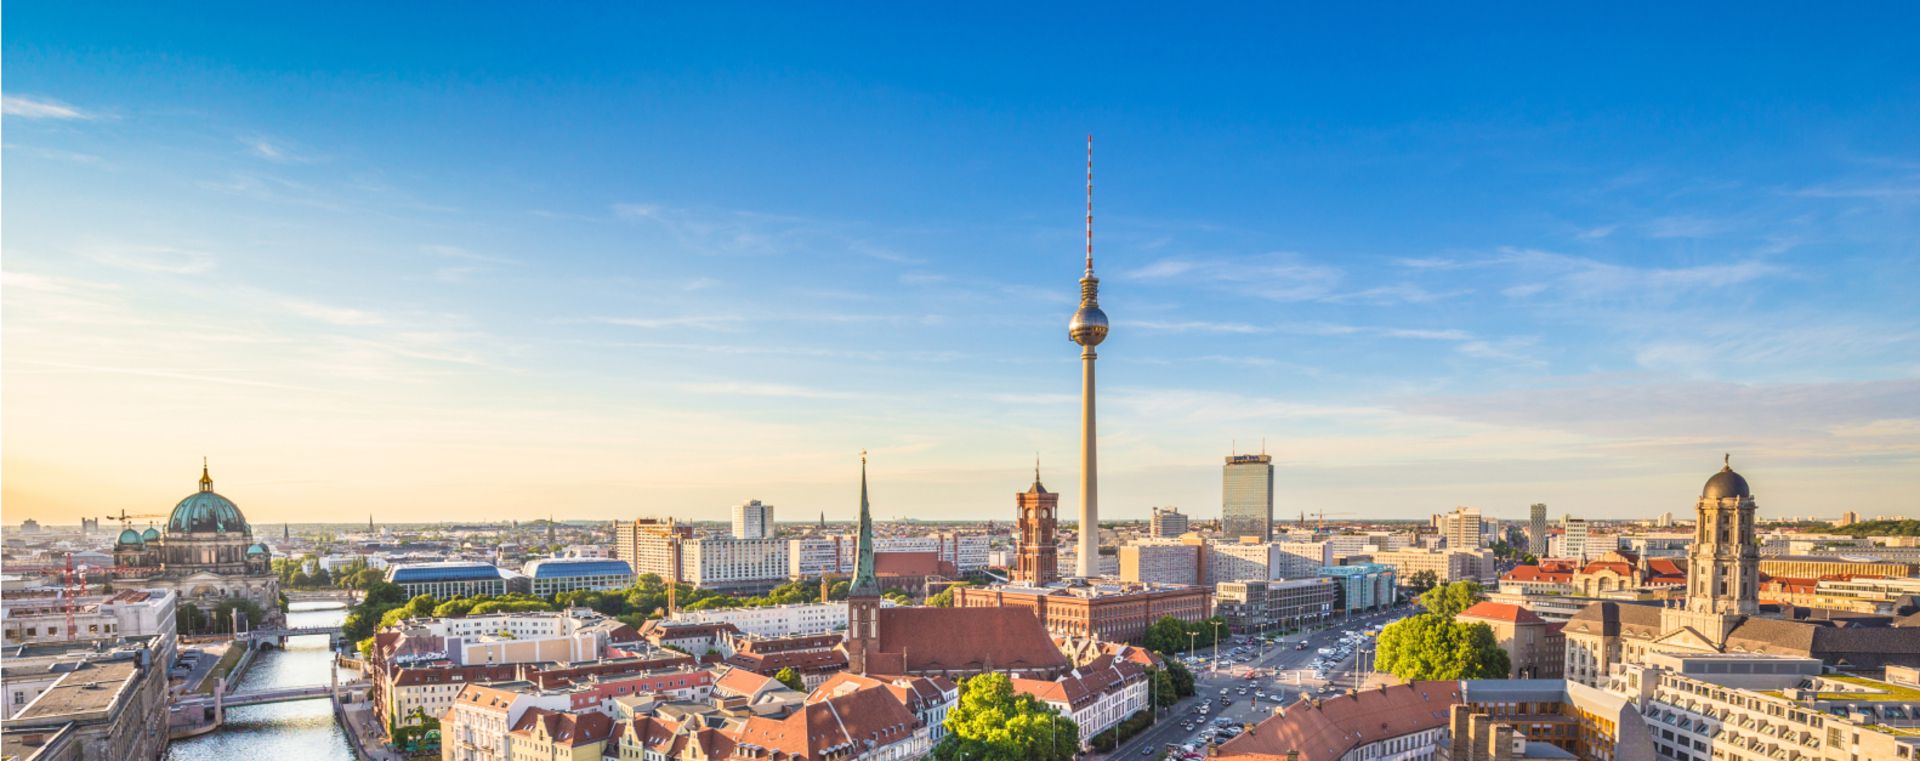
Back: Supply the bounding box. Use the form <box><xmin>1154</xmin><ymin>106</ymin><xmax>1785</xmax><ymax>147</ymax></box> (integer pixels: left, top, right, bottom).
<box><xmin>849</xmin><ymin>451</ymin><xmax>880</xmax><ymax>598</ymax></box>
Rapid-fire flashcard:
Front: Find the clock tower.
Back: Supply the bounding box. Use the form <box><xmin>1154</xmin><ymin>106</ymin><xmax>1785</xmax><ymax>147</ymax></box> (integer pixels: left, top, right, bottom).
<box><xmin>1014</xmin><ymin>462</ymin><xmax>1060</xmax><ymax>585</ymax></box>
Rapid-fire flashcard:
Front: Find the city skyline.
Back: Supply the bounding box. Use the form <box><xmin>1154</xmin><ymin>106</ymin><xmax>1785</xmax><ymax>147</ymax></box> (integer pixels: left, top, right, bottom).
<box><xmin>7</xmin><ymin>5</ymin><xmax>1919</xmax><ymax>524</ymax></box>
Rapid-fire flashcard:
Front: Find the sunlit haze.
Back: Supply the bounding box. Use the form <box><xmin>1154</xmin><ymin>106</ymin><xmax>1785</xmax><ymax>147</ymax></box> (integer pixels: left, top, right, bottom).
<box><xmin>5</xmin><ymin>5</ymin><xmax>1918</xmax><ymax>525</ymax></box>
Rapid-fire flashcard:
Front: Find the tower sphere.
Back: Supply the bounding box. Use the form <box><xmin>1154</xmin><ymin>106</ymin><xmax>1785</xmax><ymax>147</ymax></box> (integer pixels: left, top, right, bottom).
<box><xmin>1069</xmin><ymin>304</ymin><xmax>1108</xmax><ymax>346</ymax></box>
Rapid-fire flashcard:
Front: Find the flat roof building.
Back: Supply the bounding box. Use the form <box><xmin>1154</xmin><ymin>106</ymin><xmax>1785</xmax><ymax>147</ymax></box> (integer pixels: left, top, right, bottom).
<box><xmin>386</xmin><ymin>561</ymin><xmax>528</xmax><ymax>598</ymax></box>
<box><xmin>522</xmin><ymin>558</ymin><xmax>635</xmax><ymax>596</ymax></box>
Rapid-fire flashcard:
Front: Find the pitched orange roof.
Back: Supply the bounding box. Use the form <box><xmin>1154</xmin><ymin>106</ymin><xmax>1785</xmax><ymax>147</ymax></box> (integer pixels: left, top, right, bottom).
<box><xmin>1501</xmin><ymin>565</ymin><xmax>1571</xmax><ymax>583</ymax></box>
<box><xmin>873</xmin><ymin>551</ymin><xmax>944</xmax><ymax>576</ymax></box>
<box><xmin>1218</xmin><ymin>681</ymin><xmax>1463</xmax><ymax>761</ymax></box>
<box><xmin>860</xmin><ymin>607</ymin><xmax>1070</xmax><ymax>676</ymax></box>
<box><xmin>511</xmin><ymin>708</ymin><xmax>615</xmax><ymax>747</ymax></box>
<box><xmin>733</xmin><ymin>682</ymin><xmax>923</xmax><ymax>760</ymax></box>
<box><xmin>1457</xmin><ymin>601</ymin><xmax>1545</xmax><ymax>625</ymax></box>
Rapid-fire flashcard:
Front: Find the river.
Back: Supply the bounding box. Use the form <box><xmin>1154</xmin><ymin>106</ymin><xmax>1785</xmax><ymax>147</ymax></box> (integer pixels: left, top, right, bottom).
<box><xmin>166</xmin><ymin>601</ymin><xmax>358</xmax><ymax>761</ymax></box>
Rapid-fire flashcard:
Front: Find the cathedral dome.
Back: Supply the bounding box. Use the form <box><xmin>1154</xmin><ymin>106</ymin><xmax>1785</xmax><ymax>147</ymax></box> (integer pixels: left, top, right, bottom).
<box><xmin>169</xmin><ymin>491</ymin><xmax>248</xmax><ymax>534</ymax></box>
<box><xmin>246</xmin><ymin>543</ymin><xmax>268</xmax><ymax>556</ymax></box>
<box><xmin>168</xmin><ymin>461</ymin><xmax>250</xmax><ymax>534</ymax></box>
<box><xmin>1702</xmin><ymin>456</ymin><xmax>1751</xmax><ymax>500</ymax></box>
<box><xmin>141</xmin><ymin>527</ymin><xmax>161</xmax><ymax>542</ymax></box>
<box><xmin>118</xmin><ymin>528</ymin><xmax>144</xmax><ymax>546</ymax></box>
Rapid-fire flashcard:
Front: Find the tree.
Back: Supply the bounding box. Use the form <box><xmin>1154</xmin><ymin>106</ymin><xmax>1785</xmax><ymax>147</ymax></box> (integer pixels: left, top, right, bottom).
<box><xmin>931</xmin><ymin>673</ymin><xmax>1080</xmax><ymax>761</ymax></box>
<box><xmin>176</xmin><ymin>603</ymin><xmax>207</xmax><ymax>634</ymax></box>
<box><xmin>1142</xmin><ymin>615</ymin><xmax>1192</xmax><ymax>654</ymax></box>
<box><xmin>1147</xmin><ymin>668</ymin><xmax>1179</xmax><ymax>709</ymax></box>
<box><xmin>1520</xmin><ymin>553</ymin><xmax>1539</xmax><ymax>565</ymax></box>
<box><xmin>774</xmin><ymin>667</ymin><xmax>805</xmax><ymax>692</ymax></box>
<box><xmin>1161</xmin><ymin>657</ymin><xmax>1195</xmax><ymax>697</ymax></box>
<box><xmin>882</xmin><ymin>589</ymin><xmax>914</xmax><ymax>605</ymax></box>
<box><xmin>1418</xmin><ymin>581</ymin><xmax>1483</xmax><ymax>618</ymax></box>
<box><xmin>212</xmin><ymin>599</ymin><xmax>266</xmax><ymax>633</ymax></box>
<box><xmin>926</xmin><ymin>583</ymin><xmax>969</xmax><ymax>608</ymax></box>
<box><xmin>1405</xmin><ymin>570</ymin><xmax>1439</xmax><ymax>597</ymax></box>
<box><xmin>1372</xmin><ymin>613</ymin><xmax>1511</xmax><ymax>681</ymax></box>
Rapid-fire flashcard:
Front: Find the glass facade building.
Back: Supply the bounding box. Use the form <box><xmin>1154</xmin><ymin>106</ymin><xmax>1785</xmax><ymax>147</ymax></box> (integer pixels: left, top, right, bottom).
<box><xmin>1221</xmin><ymin>454</ymin><xmax>1274</xmax><ymax>542</ymax></box>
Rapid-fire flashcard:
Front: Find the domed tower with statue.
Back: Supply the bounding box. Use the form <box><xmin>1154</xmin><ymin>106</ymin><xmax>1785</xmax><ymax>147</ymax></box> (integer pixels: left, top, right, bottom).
<box><xmin>111</xmin><ymin>460</ymin><xmax>281</xmax><ymax>622</ymax></box>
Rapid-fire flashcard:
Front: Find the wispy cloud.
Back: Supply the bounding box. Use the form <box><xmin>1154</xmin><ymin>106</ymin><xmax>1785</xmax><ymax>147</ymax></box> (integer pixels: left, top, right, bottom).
<box><xmin>285</xmin><ymin>300</ymin><xmax>384</xmax><ymax>326</ymax></box>
<box><xmin>676</xmin><ymin>381</ymin><xmax>858</xmax><ymax>399</ymax></box>
<box><xmin>579</xmin><ymin>315</ymin><xmax>745</xmax><ymax>331</ymax></box>
<box><xmin>420</xmin><ymin>244</ymin><xmax>516</xmax><ymax>283</ymax></box>
<box><xmin>4</xmin><ymin>143</ymin><xmax>108</xmax><ymax>166</ymax></box>
<box><xmin>613</xmin><ymin>202</ymin><xmax>822</xmax><ymax>257</ymax></box>
<box><xmin>83</xmin><ymin>245</ymin><xmax>218</xmax><ymax>275</ymax></box>
<box><xmin>2</xmin><ymin>95</ymin><xmax>96</xmax><ymax>120</ymax></box>
<box><xmin>1644</xmin><ymin>214</ymin><xmax>1730</xmax><ymax>239</ymax></box>
<box><xmin>240</xmin><ymin>135</ymin><xmax>312</xmax><ymax>163</ymax></box>
<box><xmin>1382</xmin><ymin>328</ymin><xmax>1471</xmax><ymax>341</ymax></box>
<box><xmin>1128</xmin><ymin>319</ymin><xmax>1267</xmax><ymax>334</ymax></box>
<box><xmin>1123</xmin><ymin>253</ymin><xmax>1344</xmax><ymax>302</ymax></box>
<box><xmin>1792</xmin><ymin>179</ymin><xmax>1920</xmax><ymax>200</ymax></box>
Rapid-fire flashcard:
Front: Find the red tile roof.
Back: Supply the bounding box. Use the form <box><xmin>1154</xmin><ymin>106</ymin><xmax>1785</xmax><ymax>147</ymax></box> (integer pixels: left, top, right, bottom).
<box><xmin>858</xmin><ymin>607</ymin><xmax>1070</xmax><ymax>677</ymax></box>
<box><xmin>1457</xmin><ymin>601</ymin><xmax>1545</xmax><ymax>625</ymax></box>
<box><xmin>511</xmin><ymin>707</ymin><xmax>616</xmax><ymax>747</ymax></box>
<box><xmin>874</xmin><ymin>551</ymin><xmax>945</xmax><ymax>577</ymax></box>
<box><xmin>1501</xmin><ymin>565</ymin><xmax>1572</xmax><ymax>584</ymax></box>
<box><xmin>1217</xmin><ymin>681</ymin><xmax>1464</xmax><ymax>761</ymax></box>
<box><xmin>732</xmin><ymin>682</ymin><xmax>923</xmax><ymax>760</ymax></box>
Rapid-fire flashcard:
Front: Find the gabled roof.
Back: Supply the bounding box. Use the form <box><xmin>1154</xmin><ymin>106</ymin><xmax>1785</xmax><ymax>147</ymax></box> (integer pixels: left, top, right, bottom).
<box><xmin>858</xmin><ymin>607</ymin><xmax>1070</xmax><ymax>676</ymax></box>
<box><xmin>1457</xmin><ymin>601</ymin><xmax>1545</xmax><ymax>625</ymax></box>
<box><xmin>873</xmin><ymin>550</ymin><xmax>944</xmax><ymax>577</ymax></box>
<box><xmin>511</xmin><ymin>707</ymin><xmax>616</xmax><ymax>747</ymax></box>
<box><xmin>732</xmin><ymin>682</ymin><xmax>922</xmax><ymax>760</ymax></box>
<box><xmin>1217</xmin><ymin>681</ymin><xmax>1463</xmax><ymax>761</ymax></box>
<box><xmin>1502</xmin><ymin>565</ymin><xmax>1572</xmax><ymax>584</ymax></box>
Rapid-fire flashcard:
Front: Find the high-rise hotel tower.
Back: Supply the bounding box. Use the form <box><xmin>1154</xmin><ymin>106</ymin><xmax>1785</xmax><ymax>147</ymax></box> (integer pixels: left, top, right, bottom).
<box><xmin>1067</xmin><ymin>136</ymin><xmax>1109</xmax><ymax>579</ymax></box>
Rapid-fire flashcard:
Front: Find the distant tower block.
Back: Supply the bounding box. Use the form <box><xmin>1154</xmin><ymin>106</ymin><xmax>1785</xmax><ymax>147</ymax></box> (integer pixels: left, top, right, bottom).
<box><xmin>1067</xmin><ymin>134</ymin><xmax>1110</xmax><ymax>579</ymax></box>
<box><xmin>1015</xmin><ymin>462</ymin><xmax>1060</xmax><ymax>585</ymax></box>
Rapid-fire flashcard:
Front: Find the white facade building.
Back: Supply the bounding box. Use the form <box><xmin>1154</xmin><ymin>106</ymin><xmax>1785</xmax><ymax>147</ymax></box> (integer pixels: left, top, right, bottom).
<box><xmin>787</xmin><ymin>533</ymin><xmax>989</xmax><ymax>578</ymax></box>
<box><xmin>0</xmin><ymin>589</ymin><xmax>178</xmax><ymax>655</ymax></box>
<box><xmin>670</xmin><ymin>601</ymin><xmax>870</xmax><ymax>637</ymax></box>
<box><xmin>1561</xmin><ymin>516</ymin><xmax>1590</xmax><ymax>561</ymax></box>
<box><xmin>731</xmin><ymin>500</ymin><xmax>776</xmax><ymax>540</ymax></box>
<box><xmin>683</xmin><ymin>537</ymin><xmax>789</xmax><ymax>592</ymax></box>
<box><xmin>1118</xmin><ymin>541</ymin><xmax>1202</xmax><ymax>585</ymax></box>
<box><xmin>1209</xmin><ymin>541</ymin><xmax>1331</xmax><ymax>582</ymax></box>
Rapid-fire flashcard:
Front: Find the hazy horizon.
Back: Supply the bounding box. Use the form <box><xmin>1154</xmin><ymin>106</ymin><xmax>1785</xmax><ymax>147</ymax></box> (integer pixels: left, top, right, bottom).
<box><xmin>5</xmin><ymin>5</ymin><xmax>1917</xmax><ymax>525</ymax></box>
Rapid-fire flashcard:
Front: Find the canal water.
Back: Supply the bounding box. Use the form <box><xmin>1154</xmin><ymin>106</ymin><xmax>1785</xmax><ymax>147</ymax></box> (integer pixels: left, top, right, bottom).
<box><xmin>166</xmin><ymin>601</ymin><xmax>357</xmax><ymax>761</ymax></box>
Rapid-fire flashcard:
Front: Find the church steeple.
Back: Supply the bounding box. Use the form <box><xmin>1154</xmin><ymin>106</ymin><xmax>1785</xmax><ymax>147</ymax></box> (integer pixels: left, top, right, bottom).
<box><xmin>845</xmin><ymin>451</ymin><xmax>882</xmax><ymax>675</ymax></box>
<box><xmin>199</xmin><ymin>457</ymin><xmax>214</xmax><ymax>492</ymax></box>
<box><xmin>849</xmin><ymin>451</ymin><xmax>880</xmax><ymax>598</ymax></box>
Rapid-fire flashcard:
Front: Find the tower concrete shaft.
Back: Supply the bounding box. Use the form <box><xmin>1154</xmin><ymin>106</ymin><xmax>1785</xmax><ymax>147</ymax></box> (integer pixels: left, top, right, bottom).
<box><xmin>1077</xmin><ymin>342</ymin><xmax>1098</xmax><ymax>578</ymax></box>
<box><xmin>1066</xmin><ymin>135</ymin><xmax>1109</xmax><ymax>579</ymax></box>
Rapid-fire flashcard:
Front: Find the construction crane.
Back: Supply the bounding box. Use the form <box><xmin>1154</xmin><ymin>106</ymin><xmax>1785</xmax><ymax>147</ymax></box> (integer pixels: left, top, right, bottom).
<box><xmin>9</xmin><ymin>554</ymin><xmax>162</xmax><ymax>640</ymax></box>
<box><xmin>103</xmin><ymin>508</ymin><xmax>169</xmax><ymax>532</ymax></box>
<box><xmin>1315</xmin><ymin>510</ymin><xmax>1356</xmax><ymax>531</ymax></box>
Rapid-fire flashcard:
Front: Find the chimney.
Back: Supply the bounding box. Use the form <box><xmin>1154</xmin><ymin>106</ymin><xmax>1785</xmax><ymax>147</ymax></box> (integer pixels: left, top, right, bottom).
<box><xmin>1448</xmin><ymin>706</ymin><xmax>1476</xmax><ymax>761</ymax></box>
<box><xmin>1490</xmin><ymin>723</ymin><xmax>1516</xmax><ymax>761</ymax></box>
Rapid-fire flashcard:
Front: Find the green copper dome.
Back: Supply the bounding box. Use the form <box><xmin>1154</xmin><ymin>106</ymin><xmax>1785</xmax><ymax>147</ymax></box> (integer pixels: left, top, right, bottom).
<box><xmin>246</xmin><ymin>542</ymin><xmax>268</xmax><ymax>556</ymax></box>
<box><xmin>168</xmin><ymin>461</ymin><xmax>249</xmax><ymax>534</ymax></box>
<box><xmin>169</xmin><ymin>491</ymin><xmax>248</xmax><ymax>533</ymax></box>
<box><xmin>118</xmin><ymin>528</ymin><xmax>144</xmax><ymax>546</ymax></box>
<box><xmin>141</xmin><ymin>527</ymin><xmax>161</xmax><ymax>542</ymax></box>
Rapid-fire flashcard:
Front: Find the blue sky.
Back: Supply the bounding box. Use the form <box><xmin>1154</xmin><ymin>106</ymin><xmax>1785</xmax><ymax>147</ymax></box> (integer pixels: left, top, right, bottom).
<box><xmin>5</xmin><ymin>3</ymin><xmax>1918</xmax><ymax>525</ymax></box>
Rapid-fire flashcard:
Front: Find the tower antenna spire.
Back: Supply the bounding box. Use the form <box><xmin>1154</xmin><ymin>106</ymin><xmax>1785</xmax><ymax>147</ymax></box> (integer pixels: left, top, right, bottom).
<box><xmin>1085</xmin><ymin>134</ymin><xmax>1095</xmax><ymax>274</ymax></box>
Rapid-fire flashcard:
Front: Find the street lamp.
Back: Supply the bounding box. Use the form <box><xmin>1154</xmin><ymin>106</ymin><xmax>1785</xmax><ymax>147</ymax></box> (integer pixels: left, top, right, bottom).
<box><xmin>1210</xmin><ymin>621</ymin><xmax>1225</xmax><ymax>674</ymax></box>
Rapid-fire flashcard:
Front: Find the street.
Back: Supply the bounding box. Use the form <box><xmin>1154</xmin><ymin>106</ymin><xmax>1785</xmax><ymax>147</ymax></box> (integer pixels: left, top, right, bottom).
<box><xmin>1099</xmin><ymin>605</ymin><xmax>1412</xmax><ymax>760</ymax></box>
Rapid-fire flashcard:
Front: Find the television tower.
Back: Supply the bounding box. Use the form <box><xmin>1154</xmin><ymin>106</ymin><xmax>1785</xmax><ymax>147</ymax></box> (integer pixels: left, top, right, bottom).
<box><xmin>1068</xmin><ymin>135</ymin><xmax>1109</xmax><ymax>578</ymax></box>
